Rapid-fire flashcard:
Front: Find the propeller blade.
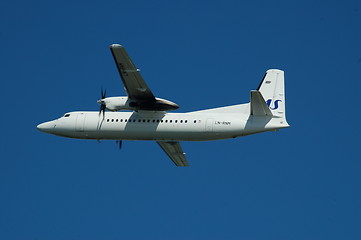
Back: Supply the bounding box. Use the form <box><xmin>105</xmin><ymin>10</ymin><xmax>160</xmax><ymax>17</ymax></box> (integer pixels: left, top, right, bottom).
<box><xmin>116</xmin><ymin>140</ymin><xmax>122</xmax><ymax>150</ymax></box>
<box><xmin>98</xmin><ymin>87</ymin><xmax>107</xmax><ymax>117</ymax></box>
<box><xmin>101</xmin><ymin>87</ymin><xmax>107</xmax><ymax>99</ymax></box>
<box><xmin>99</xmin><ymin>104</ymin><xmax>105</xmax><ymax>116</ymax></box>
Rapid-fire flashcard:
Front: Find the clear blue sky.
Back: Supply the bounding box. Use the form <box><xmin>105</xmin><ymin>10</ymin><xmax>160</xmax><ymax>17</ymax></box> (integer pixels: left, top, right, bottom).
<box><xmin>0</xmin><ymin>0</ymin><xmax>360</xmax><ymax>239</ymax></box>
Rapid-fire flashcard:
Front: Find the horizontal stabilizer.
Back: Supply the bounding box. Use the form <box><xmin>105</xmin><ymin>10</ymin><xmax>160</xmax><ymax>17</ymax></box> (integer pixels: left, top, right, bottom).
<box><xmin>250</xmin><ymin>90</ymin><xmax>273</xmax><ymax>116</ymax></box>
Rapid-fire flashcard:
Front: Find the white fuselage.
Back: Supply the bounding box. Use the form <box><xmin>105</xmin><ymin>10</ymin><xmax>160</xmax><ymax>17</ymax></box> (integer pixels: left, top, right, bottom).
<box><xmin>37</xmin><ymin>103</ymin><xmax>288</xmax><ymax>141</ymax></box>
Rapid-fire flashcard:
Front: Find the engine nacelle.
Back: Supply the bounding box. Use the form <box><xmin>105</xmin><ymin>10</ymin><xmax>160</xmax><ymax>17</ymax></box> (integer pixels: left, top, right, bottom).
<box><xmin>98</xmin><ymin>96</ymin><xmax>179</xmax><ymax>111</ymax></box>
<box><xmin>98</xmin><ymin>96</ymin><xmax>131</xmax><ymax>111</ymax></box>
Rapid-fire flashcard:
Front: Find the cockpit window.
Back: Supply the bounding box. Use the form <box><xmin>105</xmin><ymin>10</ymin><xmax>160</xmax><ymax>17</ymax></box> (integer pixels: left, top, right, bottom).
<box><xmin>64</xmin><ymin>114</ymin><xmax>70</xmax><ymax>117</ymax></box>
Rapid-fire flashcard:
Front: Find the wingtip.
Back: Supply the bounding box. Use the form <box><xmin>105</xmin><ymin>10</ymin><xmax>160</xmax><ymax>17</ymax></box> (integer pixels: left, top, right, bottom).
<box><xmin>110</xmin><ymin>44</ymin><xmax>123</xmax><ymax>49</ymax></box>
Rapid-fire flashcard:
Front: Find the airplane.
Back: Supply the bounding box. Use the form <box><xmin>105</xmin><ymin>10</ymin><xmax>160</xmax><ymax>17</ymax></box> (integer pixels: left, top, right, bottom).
<box><xmin>37</xmin><ymin>44</ymin><xmax>290</xmax><ymax>166</ymax></box>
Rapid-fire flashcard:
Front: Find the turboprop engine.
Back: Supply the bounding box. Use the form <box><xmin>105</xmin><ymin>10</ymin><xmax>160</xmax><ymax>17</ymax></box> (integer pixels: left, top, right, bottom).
<box><xmin>97</xmin><ymin>96</ymin><xmax>179</xmax><ymax>112</ymax></box>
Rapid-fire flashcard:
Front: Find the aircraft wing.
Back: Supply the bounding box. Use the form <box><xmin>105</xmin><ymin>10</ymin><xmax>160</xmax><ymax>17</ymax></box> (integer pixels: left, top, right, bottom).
<box><xmin>110</xmin><ymin>44</ymin><xmax>156</xmax><ymax>102</ymax></box>
<box><xmin>157</xmin><ymin>141</ymin><xmax>189</xmax><ymax>167</ymax></box>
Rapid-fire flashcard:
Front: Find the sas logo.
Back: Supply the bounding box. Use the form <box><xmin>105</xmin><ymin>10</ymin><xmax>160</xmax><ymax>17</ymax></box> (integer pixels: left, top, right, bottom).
<box><xmin>266</xmin><ymin>99</ymin><xmax>282</xmax><ymax>110</ymax></box>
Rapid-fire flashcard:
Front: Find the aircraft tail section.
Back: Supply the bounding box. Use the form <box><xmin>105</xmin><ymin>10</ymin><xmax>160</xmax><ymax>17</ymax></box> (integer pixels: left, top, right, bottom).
<box><xmin>189</xmin><ymin>69</ymin><xmax>289</xmax><ymax>126</ymax></box>
<box><xmin>250</xmin><ymin>90</ymin><xmax>273</xmax><ymax>116</ymax></box>
<box><xmin>249</xmin><ymin>69</ymin><xmax>289</xmax><ymax>127</ymax></box>
<box><xmin>256</xmin><ymin>69</ymin><xmax>286</xmax><ymax>119</ymax></box>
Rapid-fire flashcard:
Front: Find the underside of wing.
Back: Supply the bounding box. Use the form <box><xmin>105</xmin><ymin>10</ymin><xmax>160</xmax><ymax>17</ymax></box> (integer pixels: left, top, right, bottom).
<box><xmin>157</xmin><ymin>141</ymin><xmax>189</xmax><ymax>167</ymax></box>
<box><xmin>110</xmin><ymin>44</ymin><xmax>155</xmax><ymax>102</ymax></box>
<box><xmin>109</xmin><ymin>44</ymin><xmax>179</xmax><ymax>111</ymax></box>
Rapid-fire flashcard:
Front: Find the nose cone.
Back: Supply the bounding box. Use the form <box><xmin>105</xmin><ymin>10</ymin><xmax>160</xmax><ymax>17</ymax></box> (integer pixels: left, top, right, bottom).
<box><xmin>36</xmin><ymin>121</ymin><xmax>56</xmax><ymax>134</ymax></box>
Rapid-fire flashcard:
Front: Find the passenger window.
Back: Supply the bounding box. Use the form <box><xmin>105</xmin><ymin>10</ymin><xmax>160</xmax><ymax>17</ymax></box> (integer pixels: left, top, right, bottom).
<box><xmin>175</xmin><ymin>120</ymin><xmax>178</xmax><ymax>123</ymax></box>
<box><xmin>107</xmin><ymin>119</ymin><xmax>110</xmax><ymax>122</ymax></box>
<box><xmin>143</xmin><ymin>119</ymin><xmax>146</xmax><ymax>122</ymax></box>
<box><xmin>157</xmin><ymin>120</ymin><xmax>160</xmax><ymax>123</ymax></box>
<box><xmin>111</xmin><ymin>119</ymin><xmax>114</xmax><ymax>122</ymax></box>
<box><xmin>180</xmin><ymin>120</ymin><xmax>183</xmax><ymax>123</ymax></box>
<box><xmin>165</xmin><ymin>120</ymin><xmax>168</xmax><ymax>123</ymax></box>
<box><xmin>125</xmin><ymin>119</ymin><xmax>127</xmax><ymax>122</ymax></box>
<box><xmin>120</xmin><ymin>119</ymin><xmax>123</xmax><ymax>122</ymax></box>
<box><xmin>116</xmin><ymin>119</ymin><xmax>119</xmax><ymax>122</ymax></box>
<box><xmin>170</xmin><ymin>120</ymin><xmax>172</xmax><ymax>123</ymax></box>
<box><xmin>153</xmin><ymin>120</ymin><xmax>155</xmax><ymax>123</ymax></box>
<box><xmin>185</xmin><ymin>120</ymin><xmax>188</xmax><ymax>123</ymax></box>
<box><xmin>147</xmin><ymin>120</ymin><xmax>150</xmax><ymax>122</ymax></box>
<box><xmin>194</xmin><ymin>120</ymin><xmax>197</xmax><ymax>123</ymax></box>
<box><xmin>161</xmin><ymin>120</ymin><xmax>163</xmax><ymax>123</ymax></box>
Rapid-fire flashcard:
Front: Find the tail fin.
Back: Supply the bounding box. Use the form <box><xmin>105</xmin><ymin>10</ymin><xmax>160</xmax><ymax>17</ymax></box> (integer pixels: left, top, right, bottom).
<box><xmin>256</xmin><ymin>69</ymin><xmax>287</xmax><ymax>118</ymax></box>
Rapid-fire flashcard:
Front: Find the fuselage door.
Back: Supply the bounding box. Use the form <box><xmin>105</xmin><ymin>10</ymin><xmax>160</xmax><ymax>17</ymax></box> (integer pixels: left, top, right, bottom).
<box><xmin>75</xmin><ymin>113</ymin><xmax>86</xmax><ymax>132</ymax></box>
<box><xmin>206</xmin><ymin>118</ymin><xmax>213</xmax><ymax>132</ymax></box>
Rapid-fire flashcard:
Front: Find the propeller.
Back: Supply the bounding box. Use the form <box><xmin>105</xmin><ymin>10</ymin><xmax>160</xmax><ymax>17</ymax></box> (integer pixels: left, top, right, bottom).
<box><xmin>96</xmin><ymin>88</ymin><xmax>107</xmax><ymax>130</ymax></box>
<box><xmin>97</xmin><ymin>88</ymin><xmax>122</xmax><ymax>150</ymax></box>
<box><xmin>97</xmin><ymin>88</ymin><xmax>107</xmax><ymax>118</ymax></box>
<box><xmin>116</xmin><ymin>140</ymin><xmax>123</xmax><ymax>150</ymax></box>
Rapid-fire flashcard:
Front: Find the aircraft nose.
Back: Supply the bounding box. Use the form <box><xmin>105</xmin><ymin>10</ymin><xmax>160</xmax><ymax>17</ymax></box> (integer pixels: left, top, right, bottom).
<box><xmin>36</xmin><ymin>121</ymin><xmax>56</xmax><ymax>133</ymax></box>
